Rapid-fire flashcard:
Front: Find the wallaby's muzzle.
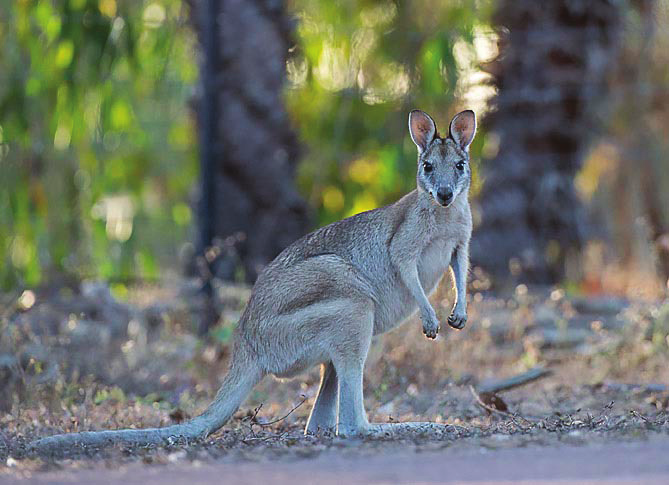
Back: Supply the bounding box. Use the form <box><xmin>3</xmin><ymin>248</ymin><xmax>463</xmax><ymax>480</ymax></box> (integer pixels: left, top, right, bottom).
<box><xmin>436</xmin><ymin>186</ymin><xmax>454</xmax><ymax>206</ymax></box>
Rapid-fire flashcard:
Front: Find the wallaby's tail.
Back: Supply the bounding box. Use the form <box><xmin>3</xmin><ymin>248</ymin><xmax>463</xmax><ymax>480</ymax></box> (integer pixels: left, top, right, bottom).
<box><xmin>28</xmin><ymin>355</ymin><xmax>263</xmax><ymax>455</ymax></box>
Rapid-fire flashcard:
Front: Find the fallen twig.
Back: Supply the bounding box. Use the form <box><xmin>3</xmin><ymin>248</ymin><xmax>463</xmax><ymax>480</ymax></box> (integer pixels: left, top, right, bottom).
<box><xmin>242</xmin><ymin>431</ymin><xmax>290</xmax><ymax>444</ymax></box>
<box><xmin>256</xmin><ymin>395</ymin><xmax>307</xmax><ymax>427</ymax></box>
<box><xmin>629</xmin><ymin>410</ymin><xmax>650</xmax><ymax>423</ymax></box>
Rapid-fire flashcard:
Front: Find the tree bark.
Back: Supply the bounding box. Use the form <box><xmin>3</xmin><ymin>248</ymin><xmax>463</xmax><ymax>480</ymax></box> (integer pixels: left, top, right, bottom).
<box><xmin>471</xmin><ymin>0</ymin><xmax>623</xmax><ymax>284</ymax></box>
<box><xmin>189</xmin><ymin>0</ymin><xmax>310</xmax><ymax>283</ymax></box>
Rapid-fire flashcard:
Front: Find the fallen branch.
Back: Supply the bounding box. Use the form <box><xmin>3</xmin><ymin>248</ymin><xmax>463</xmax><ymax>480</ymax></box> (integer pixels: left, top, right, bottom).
<box><xmin>478</xmin><ymin>367</ymin><xmax>552</xmax><ymax>394</ymax></box>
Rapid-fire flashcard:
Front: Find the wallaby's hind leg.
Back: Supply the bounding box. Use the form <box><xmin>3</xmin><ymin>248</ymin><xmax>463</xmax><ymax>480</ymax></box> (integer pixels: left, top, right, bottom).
<box><xmin>331</xmin><ymin>310</ymin><xmax>373</xmax><ymax>437</ymax></box>
<box><xmin>336</xmin><ymin>359</ymin><xmax>368</xmax><ymax>436</ymax></box>
<box><xmin>305</xmin><ymin>362</ymin><xmax>338</xmax><ymax>434</ymax></box>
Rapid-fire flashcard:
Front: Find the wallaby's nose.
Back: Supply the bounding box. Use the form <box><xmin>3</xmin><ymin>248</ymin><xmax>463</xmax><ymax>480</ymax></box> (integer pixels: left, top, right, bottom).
<box><xmin>436</xmin><ymin>187</ymin><xmax>453</xmax><ymax>206</ymax></box>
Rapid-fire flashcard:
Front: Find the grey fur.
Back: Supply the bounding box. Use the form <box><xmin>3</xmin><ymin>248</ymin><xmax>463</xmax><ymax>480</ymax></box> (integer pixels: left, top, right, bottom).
<box><xmin>29</xmin><ymin>110</ymin><xmax>476</xmax><ymax>452</ymax></box>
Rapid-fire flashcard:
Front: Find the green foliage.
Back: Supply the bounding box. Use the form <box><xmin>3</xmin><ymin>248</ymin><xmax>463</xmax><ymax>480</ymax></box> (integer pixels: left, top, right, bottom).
<box><xmin>1</xmin><ymin>0</ymin><xmax>494</xmax><ymax>288</ymax></box>
<box><xmin>286</xmin><ymin>0</ymin><xmax>492</xmax><ymax>224</ymax></box>
<box><xmin>93</xmin><ymin>386</ymin><xmax>127</xmax><ymax>405</ymax></box>
<box><xmin>0</xmin><ymin>0</ymin><xmax>198</xmax><ymax>289</ymax></box>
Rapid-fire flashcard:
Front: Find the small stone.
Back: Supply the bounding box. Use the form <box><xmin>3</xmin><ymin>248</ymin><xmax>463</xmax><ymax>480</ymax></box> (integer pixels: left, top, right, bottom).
<box><xmin>167</xmin><ymin>450</ymin><xmax>187</xmax><ymax>463</ymax></box>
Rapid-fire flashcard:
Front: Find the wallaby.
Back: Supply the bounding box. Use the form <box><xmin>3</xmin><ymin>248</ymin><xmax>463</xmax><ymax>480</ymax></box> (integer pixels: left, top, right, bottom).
<box><xmin>30</xmin><ymin>109</ymin><xmax>476</xmax><ymax>452</ymax></box>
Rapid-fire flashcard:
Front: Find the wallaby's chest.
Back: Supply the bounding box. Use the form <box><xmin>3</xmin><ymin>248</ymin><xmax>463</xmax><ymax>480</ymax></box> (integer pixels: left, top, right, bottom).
<box><xmin>417</xmin><ymin>235</ymin><xmax>455</xmax><ymax>292</ymax></box>
<box><xmin>373</xmin><ymin>234</ymin><xmax>456</xmax><ymax>335</ymax></box>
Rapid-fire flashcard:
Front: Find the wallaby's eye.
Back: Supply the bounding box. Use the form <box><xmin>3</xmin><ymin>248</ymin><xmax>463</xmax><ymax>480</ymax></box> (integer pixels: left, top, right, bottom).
<box><xmin>456</xmin><ymin>161</ymin><xmax>465</xmax><ymax>171</ymax></box>
<box><xmin>423</xmin><ymin>162</ymin><xmax>433</xmax><ymax>173</ymax></box>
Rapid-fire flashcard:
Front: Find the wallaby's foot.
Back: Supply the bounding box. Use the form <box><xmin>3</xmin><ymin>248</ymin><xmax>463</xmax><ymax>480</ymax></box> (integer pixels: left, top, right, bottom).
<box><xmin>336</xmin><ymin>422</ymin><xmax>370</xmax><ymax>438</ymax></box>
<box><xmin>337</xmin><ymin>422</ymin><xmax>459</xmax><ymax>439</ymax></box>
<box><xmin>306</xmin><ymin>423</ymin><xmax>337</xmax><ymax>435</ymax></box>
<box><xmin>366</xmin><ymin>422</ymin><xmax>458</xmax><ymax>439</ymax></box>
<box><xmin>448</xmin><ymin>310</ymin><xmax>467</xmax><ymax>330</ymax></box>
<box><xmin>422</xmin><ymin>310</ymin><xmax>440</xmax><ymax>339</ymax></box>
<box><xmin>305</xmin><ymin>408</ymin><xmax>337</xmax><ymax>435</ymax></box>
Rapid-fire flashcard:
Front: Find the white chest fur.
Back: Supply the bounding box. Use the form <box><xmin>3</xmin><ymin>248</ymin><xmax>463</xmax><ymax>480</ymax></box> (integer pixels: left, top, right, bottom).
<box><xmin>372</xmin><ymin>234</ymin><xmax>454</xmax><ymax>335</ymax></box>
<box><xmin>418</xmin><ymin>235</ymin><xmax>454</xmax><ymax>296</ymax></box>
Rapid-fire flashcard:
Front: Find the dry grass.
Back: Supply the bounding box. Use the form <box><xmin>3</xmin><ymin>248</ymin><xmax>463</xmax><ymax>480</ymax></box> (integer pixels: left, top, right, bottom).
<box><xmin>1</xmin><ymin>276</ymin><xmax>668</xmax><ymax>473</ymax></box>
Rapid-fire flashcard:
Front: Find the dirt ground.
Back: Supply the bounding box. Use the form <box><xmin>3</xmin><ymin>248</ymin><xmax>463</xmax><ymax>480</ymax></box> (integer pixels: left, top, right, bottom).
<box><xmin>1</xmin><ymin>277</ymin><xmax>668</xmax><ymax>482</ymax></box>
<box><xmin>6</xmin><ymin>437</ymin><xmax>669</xmax><ymax>484</ymax></box>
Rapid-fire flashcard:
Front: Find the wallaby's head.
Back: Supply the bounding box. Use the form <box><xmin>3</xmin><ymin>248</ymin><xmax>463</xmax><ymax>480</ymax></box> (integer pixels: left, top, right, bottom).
<box><xmin>409</xmin><ymin>109</ymin><xmax>476</xmax><ymax>207</ymax></box>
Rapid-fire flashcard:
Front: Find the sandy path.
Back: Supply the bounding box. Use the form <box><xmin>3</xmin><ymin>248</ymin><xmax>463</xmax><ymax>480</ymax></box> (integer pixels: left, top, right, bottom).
<box><xmin>7</xmin><ymin>437</ymin><xmax>669</xmax><ymax>484</ymax></box>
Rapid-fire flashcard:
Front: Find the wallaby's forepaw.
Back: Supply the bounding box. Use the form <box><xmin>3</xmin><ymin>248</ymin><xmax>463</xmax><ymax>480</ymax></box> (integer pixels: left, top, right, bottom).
<box><xmin>422</xmin><ymin>312</ymin><xmax>440</xmax><ymax>339</ymax></box>
<box><xmin>447</xmin><ymin>311</ymin><xmax>467</xmax><ymax>330</ymax></box>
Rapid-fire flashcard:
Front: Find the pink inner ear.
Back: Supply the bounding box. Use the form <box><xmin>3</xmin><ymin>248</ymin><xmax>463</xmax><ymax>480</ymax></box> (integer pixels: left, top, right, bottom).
<box><xmin>411</xmin><ymin>113</ymin><xmax>435</xmax><ymax>146</ymax></box>
<box><xmin>451</xmin><ymin>113</ymin><xmax>475</xmax><ymax>147</ymax></box>
<box><xmin>413</xmin><ymin>118</ymin><xmax>431</xmax><ymax>136</ymax></box>
<box><xmin>453</xmin><ymin>119</ymin><xmax>473</xmax><ymax>138</ymax></box>
<box><xmin>453</xmin><ymin>119</ymin><xmax>468</xmax><ymax>135</ymax></box>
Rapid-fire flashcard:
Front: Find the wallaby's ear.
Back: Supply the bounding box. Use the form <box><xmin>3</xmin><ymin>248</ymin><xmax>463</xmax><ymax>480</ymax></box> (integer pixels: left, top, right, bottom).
<box><xmin>449</xmin><ymin>110</ymin><xmax>476</xmax><ymax>152</ymax></box>
<box><xmin>408</xmin><ymin>110</ymin><xmax>436</xmax><ymax>153</ymax></box>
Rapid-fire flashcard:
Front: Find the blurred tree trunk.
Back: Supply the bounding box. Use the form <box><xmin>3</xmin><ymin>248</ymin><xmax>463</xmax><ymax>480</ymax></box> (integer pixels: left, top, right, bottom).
<box><xmin>471</xmin><ymin>0</ymin><xmax>623</xmax><ymax>284</ymax></box>
<box><xmin>598</xmin><ymin>0</ymin><xmax>669</xmax><ymax>284</ymax></box>
<box><xmin>189</xmin><ymin>0</ymin><xmax>309</xmax><ymax>283</ymax></box>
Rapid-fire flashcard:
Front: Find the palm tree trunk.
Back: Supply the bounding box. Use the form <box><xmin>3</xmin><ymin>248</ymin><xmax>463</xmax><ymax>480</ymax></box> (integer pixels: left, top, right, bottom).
<box><xmin>189</xmin><ymin>0</ymin><xmax>309</xmax><ymax>283</ymax></box>
<box><xmin>472</xmin><ymin>0</ymin><xmax>623</xmax><ymax>284</ymax></box>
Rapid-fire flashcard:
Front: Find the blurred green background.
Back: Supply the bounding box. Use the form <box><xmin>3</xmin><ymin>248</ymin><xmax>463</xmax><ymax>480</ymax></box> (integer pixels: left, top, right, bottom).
<box><xmin>0</xmin><ymin>0</ymin><xmax>198</xmax><ymax>288</ymax></box>
<box><xmin>1</xmin><ymin>0</ymin><xmax>668</xmax><ymax>297</ymax></box>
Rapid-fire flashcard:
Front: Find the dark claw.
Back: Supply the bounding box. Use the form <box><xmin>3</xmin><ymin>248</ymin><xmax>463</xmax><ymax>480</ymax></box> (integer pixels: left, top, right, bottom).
<box><xmin>448</xmin><ymin>313</ymin><xmax>467</xmax><ymax>330</ymax></box>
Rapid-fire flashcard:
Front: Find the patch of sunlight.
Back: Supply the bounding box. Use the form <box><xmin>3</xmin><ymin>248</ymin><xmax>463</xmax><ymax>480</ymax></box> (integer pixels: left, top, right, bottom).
<box><xmin>287</xmin><ymin>56</ymin><xmax>309</xmax><ymax>87</ymax></box>
<box><xmin>576</xmin><ymin>142</ymin><xmax>618</xmax><ymax>201</ymax></box>
<box><xmin>322</xmin><ymin>185</ymin><xmax>345</xmax><ymax>212</ymax></box>
<box><xmin>55</xmin><ymin>40</ymin><xmax>74</xmax><ymax>68</ymax></box>
<box><xmin>347</xmin><ymin>193</ymin><xmax>378</xmax><ymax>217</ymax></box>
<box><xmin>92</xmin><ymin>194</ymin><xmax>136</xmax><ymax>242</ymax></box>
<box><xmin>110</xmin><ymin>99</ymin><xmax>133</xmax><ymax>130</ymax></box>
<box><xmin>98</xmin><ymin>0</ymin><xmax>117</xmax><ymax>18</ymax></box>
<box><xmin>360</xmin><ymin>1</ymin><xmax>397</xmax><ymax>28</ymax></box>
<box><xmin>348</xmin><ymin>157</ymin><xmax>379</xmax><ymax>185</ymax></box>
<box><xmin>453</xmin><ymin>28</ymin><xmax>498</xmax><ymax>116</ymax></box>
<box><xmin>110</xmin><ymin>16</ymin><xmax>125</xmax><ymax>42</ymax></box>
<box><xmin>143</xmin><ymin>3</ymin><xmax>166</xmax><ymax>28</ymax></box>
<box><xmin>361</xmin><ymin>62</ymin><xmax>410</xmax><ymax>105</ymax></box>
<box><xmin>10</xmin><ymin>236</ymin><xmax>35</xmax><ymax>268</ymax></box>
<box><xmin>45</xmin><ymin>13</ymin><xmax>61</xmax><ymax>41</ymax></box>
<box><xmin>18</xmin><ymin>290</ymin><xmax>36</xmax><ymax>311</ymax></box>
<box><xmin>53</xmin><ymin>121</ymin><xmax>72</xmax><ymax>150</ymax></box>
<box><xmin>315</xmin><ymin>43</ymin><xmax>355</xmax><ymax>91</ymax></box>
